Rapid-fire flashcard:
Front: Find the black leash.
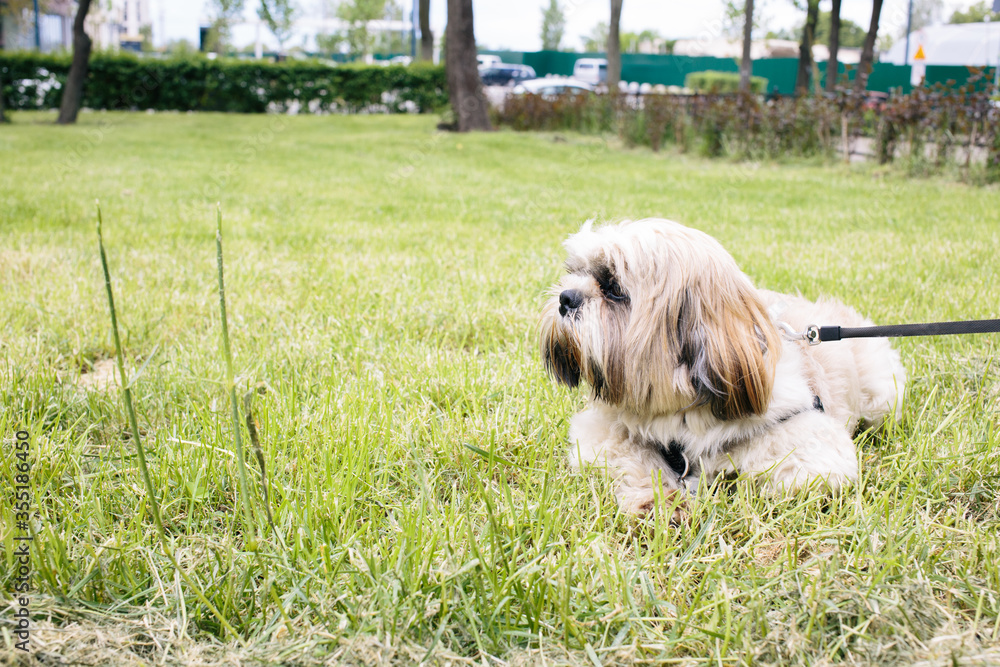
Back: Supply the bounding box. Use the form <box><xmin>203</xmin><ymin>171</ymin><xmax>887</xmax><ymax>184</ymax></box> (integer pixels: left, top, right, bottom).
<box><xmin>779</xmin><ymin>319</ymin><xmax>1000</xmax><ymax>345</ymax></box>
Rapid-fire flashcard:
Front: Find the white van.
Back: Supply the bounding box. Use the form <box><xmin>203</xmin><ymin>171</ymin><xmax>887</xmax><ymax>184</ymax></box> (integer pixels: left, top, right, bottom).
<box><xmin>477</xmin><ymin>54</ymin><xmax>502</xmax><ymax>67</ymax></box>
<box><xmin>573</xmin><ymin>58</ymin><xmax>607</xmax><ymax>85</ymax></box>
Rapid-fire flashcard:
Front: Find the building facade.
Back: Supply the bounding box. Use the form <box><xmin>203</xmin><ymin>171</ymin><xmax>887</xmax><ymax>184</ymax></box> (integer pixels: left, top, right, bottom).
<box><xmin>0</xmin><ymin>0</ymin><xmax>150</xmax><ymax>52</ymax></box>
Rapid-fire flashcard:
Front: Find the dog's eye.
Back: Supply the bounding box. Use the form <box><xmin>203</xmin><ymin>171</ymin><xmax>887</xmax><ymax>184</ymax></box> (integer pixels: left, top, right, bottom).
<box><xmin>602</xmin><ymin>280</ymin><xmax>628</xmax><ymax>303</ymax></box>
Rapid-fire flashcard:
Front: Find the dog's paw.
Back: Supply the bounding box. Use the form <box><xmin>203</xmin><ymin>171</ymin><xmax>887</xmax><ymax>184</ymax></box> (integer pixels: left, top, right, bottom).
<box><xmin>761</xmin><ymin>466</ymin><xmax>855</xmax><ymax>495</ymax></box>
<box><xmin>619</xmin><ymin>487</ymin><xmax>687</xmax><ymax>524</ymax></box>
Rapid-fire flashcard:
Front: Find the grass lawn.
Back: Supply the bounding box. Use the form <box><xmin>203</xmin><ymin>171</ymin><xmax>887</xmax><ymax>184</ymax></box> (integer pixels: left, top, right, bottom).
<box><xmin>1</xmin><ymin>110</ymin><xmax>999</xmax><ymax>665</ymax></box>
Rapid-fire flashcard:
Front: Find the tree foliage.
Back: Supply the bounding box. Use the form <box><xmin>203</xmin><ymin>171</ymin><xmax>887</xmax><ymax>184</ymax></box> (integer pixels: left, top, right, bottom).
<box><xmin>905</xmin><ymin>0</ymin><xmax>943</xmax><ymax>36</ymax></box>
<box><xmin>0</xmin><ymin>0</ymin><xmax>52</xmax><ymax>17</ymax></box>
<box><xmin>374</xmin><ymin>0</ymin><xmax>405</xmax><ymax>54</ymax></box>
<box><xmin>579</xmin><ymin>22</ymin><xmax>671</xmax><ymax>54</ymax></box>
<box><xmin>316</xmin><ymin>31</ymin><xmax>344</xmax><ymax>55</ymax></box>
<box><xmin>541</xmin><ymin>0</ymin><xmax>565</xmax><ymax>51</ymax></box>
<box><xmin>335</xmin><ymin>0</ymin><xmax>386</xmax><ymax>58</ymax></box>
<box><xmin>949</xmin><ymin>0</ymin><xmax>997</xmax><ymax>23</ymax></box>
<box><xmin>621</xmin><ymin>29</ymin><xmax>668</xmax><ymax>53</ymax></box>
<box><xmin>258</xmin><ymin>0</ymin><xmax>297</xmax><ymax>52</ymax></box>
<box><xmin>581</xmin><ymin>21</ymin><xmax>607</xmax><ymax>52</ymax></box>
<box><xmin>815</xmin><ymin>11</ymin><xmax>866</xmax><ymax>47</ymax></box>
<box><xmin>781</xmin><ymin>10</ymin><xmax>866</xmax><ymax>47</ymax></box>
<box><xmin>206</xmin><ymin>0</ymin><xmax>245</xmax><ymax>53</ymax></box>
<box><xmin>1</xmin><ymin>0</ymin><xmax>55</xmax><ymax>51</ymax></box>
<box><xmin>723</xmin><ymin>1</ymin><xmax>762</xmax><ymax>39</ymax></box>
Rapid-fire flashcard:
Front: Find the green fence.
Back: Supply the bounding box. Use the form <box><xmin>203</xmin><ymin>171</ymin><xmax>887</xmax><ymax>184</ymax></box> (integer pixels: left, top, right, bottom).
<box><xmin>485</xmin><ymin>50</ymin><xmax>739</xmax><ymax>87</ymax></box>
<box><xmin>748</xmin><ymin>59</ymin><xmax>911</xmax><ymax>95</ymax></box>
<box><xmin>865</xmin><ymin>63</ymin><xmax>913</xmax><ymax>94</ymax></box>
<box><xmin>624</xmin><ymin>56</ymin><xmax>739</xmax><ymax>87</ymax></box>
<box><xmin>748</xmin><ymin>58</ymin><xmax>797</xmax><ymax>94</ymax></box>
<box><xmin>924</xmin><ymin>65</ymin><xmax>997</xmax><ymax>90</ymax></box>
<box><xmin>483</xmin><ymin>50</ymin><xmax>928</xmax><ymax>95</ymax></box>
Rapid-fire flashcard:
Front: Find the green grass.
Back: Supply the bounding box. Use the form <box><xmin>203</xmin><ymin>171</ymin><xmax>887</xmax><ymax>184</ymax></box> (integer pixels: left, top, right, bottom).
<box><xmin>1</xmin><ymin>110</ymin><xmax>999</xmax><ymax>665</ymax></box>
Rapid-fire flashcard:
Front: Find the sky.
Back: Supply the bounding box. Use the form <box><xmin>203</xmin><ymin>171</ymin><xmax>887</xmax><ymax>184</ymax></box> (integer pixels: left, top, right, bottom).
<box><xmin>149</xmin><ymin>0</ymin><xmax>983</xmax><ymax>53</ymax></box>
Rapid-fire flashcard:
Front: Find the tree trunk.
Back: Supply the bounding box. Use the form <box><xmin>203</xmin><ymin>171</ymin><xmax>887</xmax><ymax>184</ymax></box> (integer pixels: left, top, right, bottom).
<box><xmin>841</xmin><ymin>113</ymin><xmax>849</xmax><ymax>163</ymax></box>
<box><xmin>739</xmin><ymin>0</ymin><xmax>754</xmax><ymax>93</ymax></box>
<box><xmin>607</xmin><ymin>0</ymin><xmax>623</xmax><ymax>92</ymax></box>
<box><xmin>825</xmin><ymin>0</ymin><xmax>842</xmax><ymax>92</ymax></box>
<box><xmin>854</xmin><ymin>0</ymin><xmax>884</xmax><ymax>93</ymax></box>
<box><xmin>795</xmin><ymin>0</ymin><xmax>819</xmax><ymax>96</ymax></box>
<box><xmin>419</xmin><ymin>0</ymin><xmax>433</xmax><ymax>61</ymax></box>
<box><xmin>57</xmin><ymin>0</ymin><xmax>93</xmax><ymax>125</ymax></box>
<box><xmin>0</xmin><ymin>12</ymin><xmax>6</xmax><ymax>121</ymax></box>
<box><xmin>445</xmin><ymin>0</ymin><xmax>490</xmax><ymax>132</ymax></box>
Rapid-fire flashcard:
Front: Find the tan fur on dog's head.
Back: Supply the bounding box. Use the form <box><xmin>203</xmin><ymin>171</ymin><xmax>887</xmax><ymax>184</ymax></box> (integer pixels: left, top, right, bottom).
<box><xmin>541</xmin><ymin>219</ymin><xmax>780</xmax><ymax>420</ymax></box>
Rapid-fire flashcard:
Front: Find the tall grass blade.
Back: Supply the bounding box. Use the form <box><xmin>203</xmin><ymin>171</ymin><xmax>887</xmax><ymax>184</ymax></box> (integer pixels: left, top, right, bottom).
<box><xmin>97</xmin><ymin>202</ymin><xmax>166</xmax><ymax>536</ymax></box>
<box><xmin>97</xmin><ymin>202</ymin><xmax>243</xmax><ymax>642</ymax></box>
<box><xmin>243</xmin><ymin>384</ymin><xmax>277</xmax><ymax>532</ymax></box>
<box><xmin>216</xmin><ymin>204</ymin><xmax>259</xmax><ymax>552</ymax></box>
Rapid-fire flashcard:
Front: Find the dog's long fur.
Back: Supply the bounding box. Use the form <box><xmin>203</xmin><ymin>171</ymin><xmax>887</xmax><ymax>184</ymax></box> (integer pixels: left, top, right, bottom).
<box><xmin>540</xmin><ymin>219</ymin><xmax>905</xmax><ymax>514</ymax></box>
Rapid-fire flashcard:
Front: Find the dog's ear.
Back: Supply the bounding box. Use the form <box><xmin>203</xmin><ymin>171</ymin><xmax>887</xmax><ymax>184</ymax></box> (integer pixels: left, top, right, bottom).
<box><xmin>678</xmin><ymin>279</ymin><xmax>779</xmax><ymax>421</ymax></box>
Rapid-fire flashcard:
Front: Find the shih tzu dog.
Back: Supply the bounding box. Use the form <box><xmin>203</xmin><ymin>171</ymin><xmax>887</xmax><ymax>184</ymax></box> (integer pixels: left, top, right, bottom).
<box><xmin>540</xmin><ymin>219</ymin><xmax>905</xmax><ymax>514</ymax></box>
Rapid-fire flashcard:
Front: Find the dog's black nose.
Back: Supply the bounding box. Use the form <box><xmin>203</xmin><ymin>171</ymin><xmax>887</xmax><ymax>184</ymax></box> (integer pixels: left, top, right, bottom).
<box><xmin>559</xmin><ymin>289</ymin><xmax>584</xmax><ymax>316</ymax></box>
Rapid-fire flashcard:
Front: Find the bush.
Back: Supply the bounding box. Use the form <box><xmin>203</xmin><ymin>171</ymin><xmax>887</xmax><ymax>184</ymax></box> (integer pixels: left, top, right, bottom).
<box><xmin>873</xmin><ymin>73</ymin><xmax>999</xmax><ymax>180</ymax></box>
<box><xmin>0</xmin><ymin>52</ymin><xmax>448</xmax><ymax>114</ymax></box>
<box><xmin>492</xmin><ymin>91</ymin><xmax>615</xmax><ymax>135</ymax></box>
<box><xmin>989</xmin><ymin>130</ymin><xmax>1000</xmax><ymax>183</ymax></box>
<box><xmin>493</xmin><ymin>81</ymin><xmax>999</xmax><ymax>182</ymax></box>
<box><xmin>685</xmin><ymin>70</ymin><xmax>768</xmax><ymax>94</ymax></box>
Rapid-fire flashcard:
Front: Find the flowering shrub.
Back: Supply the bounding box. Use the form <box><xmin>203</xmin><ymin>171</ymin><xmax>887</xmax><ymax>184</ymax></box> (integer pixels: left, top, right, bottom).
<box><xmin>0</xmin><ymin>52</ymin><xmax>447</xmax><ymax>114</ymax></box>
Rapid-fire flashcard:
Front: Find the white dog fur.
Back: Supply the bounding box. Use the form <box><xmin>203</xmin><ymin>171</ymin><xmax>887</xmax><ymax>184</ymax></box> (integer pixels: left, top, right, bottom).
<box><xmin>540</xmin><ymin>219</ymin><xmax>905</xmax><ymax>514</ymax></box>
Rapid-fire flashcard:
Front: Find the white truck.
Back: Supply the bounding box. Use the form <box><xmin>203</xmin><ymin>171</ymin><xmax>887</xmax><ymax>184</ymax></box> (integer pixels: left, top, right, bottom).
<box><xmin>573</xmin><ymin>58</ymin><xmax>607</xmax><ymax>85</ymax></box>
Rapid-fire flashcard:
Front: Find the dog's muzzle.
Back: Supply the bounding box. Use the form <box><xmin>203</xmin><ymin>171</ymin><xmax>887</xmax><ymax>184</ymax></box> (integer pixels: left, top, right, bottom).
<box><xmin>559</xmin><ymin>289</ymin><xmax>584</xmax><ymax>317</ymax></box>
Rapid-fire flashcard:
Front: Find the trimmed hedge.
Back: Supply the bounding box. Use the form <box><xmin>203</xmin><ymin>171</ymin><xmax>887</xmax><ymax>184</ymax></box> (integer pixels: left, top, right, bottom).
<box><xmin>0</xmin><ymin>52</ymin><xmax>447</xmax><ymax>113</ymax></box>
<box><xmin>685</xmin><ymin>70</ymin><xmax>768</xmax><ymax>94</ymax></box>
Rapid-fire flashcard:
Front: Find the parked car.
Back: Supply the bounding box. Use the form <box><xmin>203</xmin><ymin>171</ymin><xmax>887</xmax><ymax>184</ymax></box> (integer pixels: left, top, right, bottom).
<box><xmin>512</xmin><ymin>77</ymin><xmax>594</xmax><ymax>98</ymax></box>
<box><xmin>573</xmin><ymin>58</ymin><xmax>607</xmax><ymax>85</ymax></box>
<box><xmin>479</xmin><ymin>64</ymin><xmax>537</xmax><ymax>87</ymax></box>
<box><xmin>863</xmin><ymin>90</ymin><xmax>889</xmax><ymax>110</ymax></box>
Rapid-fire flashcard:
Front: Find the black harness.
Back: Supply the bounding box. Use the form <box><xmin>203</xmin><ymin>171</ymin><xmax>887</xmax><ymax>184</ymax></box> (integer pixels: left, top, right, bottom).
<box><xmin>654</xmin><ymin>395</ymin><xmax>825</xmax><ymax>479</ymax></box>
<box><xmin>655</xmin><ymin>440</ymin><xmax>690</xmax><ymax>478</ymax></box>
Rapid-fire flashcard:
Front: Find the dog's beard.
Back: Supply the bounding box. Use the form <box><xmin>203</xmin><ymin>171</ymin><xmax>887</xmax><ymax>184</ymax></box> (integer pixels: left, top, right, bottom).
<box><xmin>540</xmin><ymin>298</ymin><xmax>583</xmax><ymax>388</ymax></box>
<box><xmin>540</xmin><ymin>294</ymin><xmax>633</xmax><ymax>408</ymax></box>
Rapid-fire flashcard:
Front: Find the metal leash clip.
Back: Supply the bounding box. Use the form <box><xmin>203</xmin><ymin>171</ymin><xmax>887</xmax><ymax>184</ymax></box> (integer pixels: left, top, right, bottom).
<box><xmin>776</xmin><ymin>322</ymin><xmax>822</xmax><ymax>345</ymax></box>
